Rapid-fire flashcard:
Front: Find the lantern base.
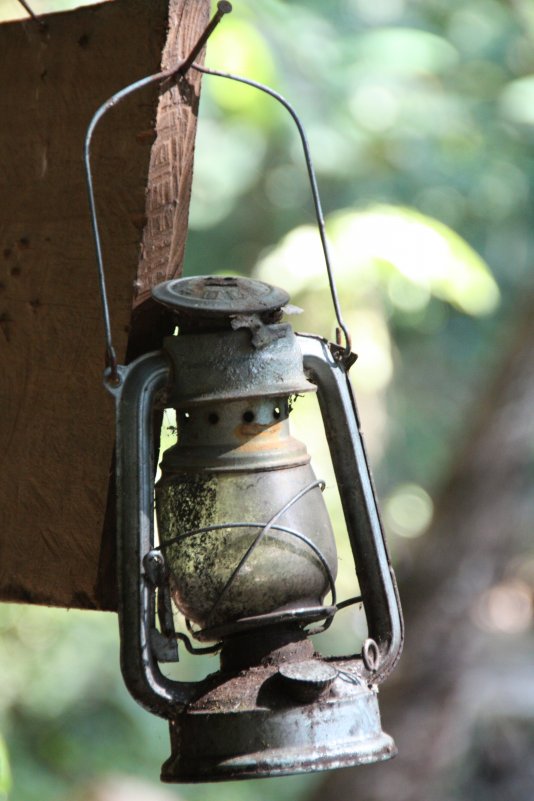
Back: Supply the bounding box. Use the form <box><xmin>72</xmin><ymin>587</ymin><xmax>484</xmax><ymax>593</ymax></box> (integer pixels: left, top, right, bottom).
<box><xmin>160</xmin><ymin>658</ymin><xmax>396</xmax><ymax>783</ymax></box>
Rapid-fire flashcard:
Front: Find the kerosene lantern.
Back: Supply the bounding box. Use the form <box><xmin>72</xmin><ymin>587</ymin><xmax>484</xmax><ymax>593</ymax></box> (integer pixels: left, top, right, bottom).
<box><xmin>110</xmin><ymin>273</ymin><xmax>403</xmax><ymax>782</ymax></box>
<box><xmin>84</xmin><ymin>3</ymin><xmax>403</xmax><ymax>780</ymax></box>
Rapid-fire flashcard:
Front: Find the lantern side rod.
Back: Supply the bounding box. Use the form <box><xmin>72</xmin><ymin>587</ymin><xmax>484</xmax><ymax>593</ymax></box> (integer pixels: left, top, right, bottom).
<box><xmin>192</xmin><ymin>62</ymin><xmax>352</xmax><ymax>363</ymax></box>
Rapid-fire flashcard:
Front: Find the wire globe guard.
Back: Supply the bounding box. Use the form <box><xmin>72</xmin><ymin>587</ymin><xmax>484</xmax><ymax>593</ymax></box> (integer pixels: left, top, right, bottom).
<box><xmin>110</xmin><ymin>333</ymin><xmax>403</xmax><ymax>781</ymax></box>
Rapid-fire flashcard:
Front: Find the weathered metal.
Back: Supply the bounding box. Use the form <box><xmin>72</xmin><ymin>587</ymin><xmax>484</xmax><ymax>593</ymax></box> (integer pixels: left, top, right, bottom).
<box><xmin>300</xmin><ymin>333</ymin><xmax>404</xmax><ymax>682</ymax></box>
<box><xmin>278</xmin><ymin>659</ymin><xmax>338</xmax><ymax>701</ymax></box>
<box><xmin>111</xmin><ymin>275</ymin><xmax>403</xmax><ymax>781</ymax></box>
<box><xmin>161</xmin><ymin>659</ymin><xmax>396</xmax><ymax>782</ymax></box>
<box><xmin>163</xmin><ymin>327</ymin><xmax>315</xmax><ymax>406</ymax></box>
<box><xmin>152</xmin><ymin>275</ymin><xmax>290</xmax><ymax>321</ymax></box>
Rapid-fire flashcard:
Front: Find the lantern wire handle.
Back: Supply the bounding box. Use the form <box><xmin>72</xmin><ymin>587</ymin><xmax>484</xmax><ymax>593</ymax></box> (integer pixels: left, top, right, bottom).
<box><xmin>83</xmin><ymin>1</ymin><xmax>232</xmax><ymax>384</ymax></box>
<box><xmin>84</xmin><ymin>2</ymin><xmax>353</xmax><ymax>380</ymax></box>
<box><xmin>191</xmin><ymin>62</ymin><xmax>352</xmax><ymax>361</ymax></box>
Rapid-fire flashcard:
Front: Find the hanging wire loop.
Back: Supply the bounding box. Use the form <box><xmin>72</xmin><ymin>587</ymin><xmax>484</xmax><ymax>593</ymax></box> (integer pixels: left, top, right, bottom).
<box><xmin>84</xmin><ymin>0</ymin><xmax>352</xmax><ymax>384</ymax></box>
<box><xmin>83</xmin><ymin>2</ymin><xmax>232</xmax><ymax>386</ymax></box>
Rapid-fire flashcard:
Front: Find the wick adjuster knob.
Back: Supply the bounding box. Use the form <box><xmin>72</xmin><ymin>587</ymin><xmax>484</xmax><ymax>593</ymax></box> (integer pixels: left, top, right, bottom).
<box><xmin>278</xmin><ymin>660</ymin><xmax>337</xmax><ymax>703</ymax></box>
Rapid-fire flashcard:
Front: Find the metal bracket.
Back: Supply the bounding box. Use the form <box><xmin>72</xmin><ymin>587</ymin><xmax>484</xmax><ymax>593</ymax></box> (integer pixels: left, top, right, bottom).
<box><xmin>329</xmin><ymin>342</ymin><xmax>358</xmax><ymax>371</ymax></box>
<box><xmin>143</xmin><ymin>550</ymin><xmax>180</xmax><ymax>663</ymax></box>
<box><xmin>150</xmin><ymin>629</ymin><xmax>180</xmax><ymax>663</ymax></box>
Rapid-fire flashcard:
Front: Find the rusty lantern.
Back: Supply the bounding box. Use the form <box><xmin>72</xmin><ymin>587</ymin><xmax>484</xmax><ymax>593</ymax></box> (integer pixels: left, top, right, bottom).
<box><xmin>109</xmin><ymin>273</ymin><xmax>404</xmax><ymax>782</ymax></box>
<box><xmin>83</xmin><ymin>5</ymin><xmax>403</xmax><ymax>779</ymax></box>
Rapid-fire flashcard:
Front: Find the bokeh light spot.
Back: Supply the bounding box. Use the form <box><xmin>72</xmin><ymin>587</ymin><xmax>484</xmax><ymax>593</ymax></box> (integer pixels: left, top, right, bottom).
<box><xmin>471</xmin><ymin>580</ymin><xmax>533</xmax><ymax>634</ymax></box>
<box><xmin>350</xmin><ymin>84</ymin><xmax>399</xmax><ymax>132</ymax></box>
<box><xmin>384</xmin><ymin>483</ymin><xmax>433</xmax><ymax>538</ymax></box>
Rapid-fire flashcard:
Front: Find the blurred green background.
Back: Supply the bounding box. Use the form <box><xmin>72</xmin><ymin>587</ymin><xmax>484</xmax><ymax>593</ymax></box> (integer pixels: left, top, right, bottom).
<box><xmin>1</xmin><ymin>0</ymin><xmax>533</xmax><ymax>799</ymax></box>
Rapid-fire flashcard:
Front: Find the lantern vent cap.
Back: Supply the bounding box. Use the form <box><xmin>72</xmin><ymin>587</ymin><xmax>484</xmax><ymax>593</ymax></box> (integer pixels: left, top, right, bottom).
<box><xmin>152</xmin><ymin>276</ymin><xmax>290</xmax><ymax>320</ymax></box>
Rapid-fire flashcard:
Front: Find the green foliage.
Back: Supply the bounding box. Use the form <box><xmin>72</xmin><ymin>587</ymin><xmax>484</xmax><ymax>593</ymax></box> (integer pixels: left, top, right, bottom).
<box><xmin>256</xmin><ymin>204</ymin><xmax>499</xmax><ymax>317</ymax></box>
<box><xmin>0</xmin><ymin>735</ymin><xmax>11</xmax><ymax>801</ymax></box>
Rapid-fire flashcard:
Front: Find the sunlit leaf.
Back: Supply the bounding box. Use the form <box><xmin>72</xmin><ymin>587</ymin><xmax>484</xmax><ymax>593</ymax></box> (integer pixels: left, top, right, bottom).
<box><xmin>256</xmin><ymin>205</ymin><xmax>500</xmax><ymax>316</ymax></box>
<box><xmin>205</xmin><ymin>18</ymin><xmax>277</xmax><ymax>121</ymax></box>
<box><xmin>332</xmin><ymin>206</ymin><xmax>499</xmax><ymax>315</ymax></box>
<box><xmin>351</xmin><ymin>28</ymin><xmax>458</xmax><ymax>76</ymax></box>
<box><xmin>0</xmin><ymin>735</ymin><xmax>12</xmax><ymax>799</ymax></box>
<box><xmin>499</xmin><ymin>75</ymin><xmax>534</xmax><ymax>127</ymax></box>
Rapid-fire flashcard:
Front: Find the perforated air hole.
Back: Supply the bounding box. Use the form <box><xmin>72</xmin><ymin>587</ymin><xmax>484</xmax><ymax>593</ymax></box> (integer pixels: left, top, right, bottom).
<box><xmin>273</xmin><ymin>406</ymin><xmax>281</xmax><ymax>419</ymax></box>
<box><xmin>208</xmin><ymin>412</ymin><xmax>219</xmax><ymax>425</ymax></box>
<box><xmin>243</xmin><ymin>411</ymin><xmax>255</xmax><ymax>423</ymax></box>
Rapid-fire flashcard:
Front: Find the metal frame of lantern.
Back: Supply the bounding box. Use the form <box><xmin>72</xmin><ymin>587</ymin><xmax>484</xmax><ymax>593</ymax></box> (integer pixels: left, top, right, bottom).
<box><xmin>105</xmin><ymin>274</ymin><xmax>403</xmax><ymax>782</ymax></box>
<box><xmin>84</xmin><ymin>3</ymin><xmax>404</xmax><ymax>782</ymax></box>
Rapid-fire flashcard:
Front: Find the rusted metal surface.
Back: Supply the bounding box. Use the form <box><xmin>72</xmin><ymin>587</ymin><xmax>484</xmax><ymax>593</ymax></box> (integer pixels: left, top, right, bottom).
<box><xmin>160</xmin><ymin>397</ymin><xmax>310</xmax><ymax>471</ymax></box>
<box><xmin>161</xmin><ymin>657</ymin><xmax>396</xmax><ymax>782</ymax></box>
<box><xmin>219</xmin><ymin>626</ymin><xmax>314</xmax><ymax>671</ymax></box>
<box><xmin>112</xmin><ymin>275</ymin><xmax>402</xmax><ymax>779</ymax></box>
<box><xmin>153</xmin><ymin>274</ymin><xmax>290</xmax><ymax>319</ymax></box>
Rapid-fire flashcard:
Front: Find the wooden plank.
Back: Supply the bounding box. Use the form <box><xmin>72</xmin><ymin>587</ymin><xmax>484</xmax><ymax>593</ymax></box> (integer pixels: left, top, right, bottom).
<box><xmin>0</xmin><ymin>0</ymin><xmax>209</xmax><ymax>610</ymax></box>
